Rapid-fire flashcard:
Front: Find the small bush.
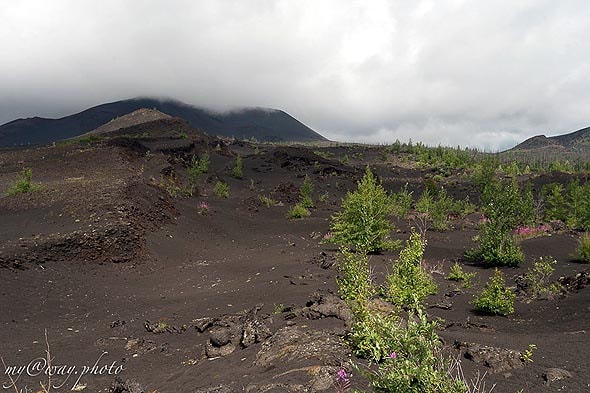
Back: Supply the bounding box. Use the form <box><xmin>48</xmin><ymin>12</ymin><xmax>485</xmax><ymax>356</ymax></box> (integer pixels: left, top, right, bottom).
<box><xmin>384</xmin><ymin>232</ymin><xmax>437</xmax><ymax>309</ymax></box>
<box><xmin>447</xmin><ymin>262</ymin><xmax>476</xmax><ymax>288</ymax></box>
<box><xmin>473</xmin><ymin>269</ymin><xmax>515</xmax><ymax>316</ymax></box>
<box><xmin>299</xmin><ymin>174</ymin><xmax>314</xmax><ymax>208</ymax></box>
<box><xmin>365</xmin><ymin>308</ymin><xmax>468</xmax><ymax>393</ymax></box>
<box><xmin>336</xmin><ymin>248</ymin><xmax>374</xmax><ymax>303</ymax></box>
<box><xmin>6</xmin><ymin>168</ymin><xmax>41</xmax><ymax>195</ymax></box>
<box><xmin>258</xmin><ymin>195</ymin><xmax>276</xmax><ymax>207</ymax></box>
<box><xmin>522</xmin><ymin>256</ymin><xmax>562</xmax><ymax>297</ymax></box>
<box><xmin>287</xmin><ymin>204</ymin><xmax>310</xmax><ymax>219</ymax></box>
<box><xmin>318</xmin><ymin>191</ymin><xmax>329</xmax><ymax>203</ymax></box>
<box><xmin>214</xmin><ymin>181</ymin><xmax>230</xmax><ymax>199</ymax></box>
<box><xmin>467</xmin><ymin>179</ymin><xmax>525</xmax><ymax>266</ymax></box>
<box><xmin>232</xmin><ymin>154</ymin><xmax>243</xmax><ymax>179</ymax></box>
<box><xmin>576</xmin><ymin>233</ymin><xmax>590</xmax><ymax>263</ymax></box>
<box><xmin>329</xmin><ymin>166</ymin><xmax>398</xmax><ymax>253</ymax></box>
<box><xmin>391</xmin><ymin>183</ymin><xmax>413</xmax><ymax>218</ymax></box>
<box><xmin>349</xmin><ymin>307</ymin><xmax>399</xmax><ymax>362</ymax></box>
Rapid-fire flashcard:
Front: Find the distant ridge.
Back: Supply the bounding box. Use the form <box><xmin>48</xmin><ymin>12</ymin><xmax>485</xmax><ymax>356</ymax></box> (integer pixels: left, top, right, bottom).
<box><xmin>509</xmin><ymin>126</ymin><xmax>590</xmax><ymax>153</ymax></box>
<box><xmin>0</xmin><ymin>97</ymin><xmax>327</xmax><ymax>147</ymax></box>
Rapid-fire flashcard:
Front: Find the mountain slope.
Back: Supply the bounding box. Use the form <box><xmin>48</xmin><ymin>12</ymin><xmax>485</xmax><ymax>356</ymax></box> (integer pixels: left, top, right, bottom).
<box><xmin>0</xmin><ymin>98</ymin><xmax>326</xmax><ymax>146</ymax></box>
<box><xmin>510</xmin><ymin>126</ymin><xmax>590</xmax><ymax>153</ymax></box>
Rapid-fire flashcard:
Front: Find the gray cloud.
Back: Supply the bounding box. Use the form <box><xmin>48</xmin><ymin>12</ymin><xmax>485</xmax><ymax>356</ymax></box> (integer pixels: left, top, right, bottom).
<box><xmin>1</xmin><ymin>0</ymin><xmax>589</xmax><ymax>150</ymax></box>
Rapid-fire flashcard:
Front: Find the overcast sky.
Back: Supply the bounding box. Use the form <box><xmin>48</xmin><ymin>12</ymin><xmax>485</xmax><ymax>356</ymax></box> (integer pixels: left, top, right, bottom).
<box><xmin>1</xmin><ymin>1</ymin><xmax>589</xmax><ymax>150</ymax></box>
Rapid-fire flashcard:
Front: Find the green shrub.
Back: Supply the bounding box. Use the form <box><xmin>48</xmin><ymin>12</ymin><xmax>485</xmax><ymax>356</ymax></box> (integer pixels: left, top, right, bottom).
<box><xmin>329</xmin><ymin>166</ymin><xmax>398</xmax><ymax>253</ymax></box>
<box><xmin>299</xmin><ymin>174</ymin><xmax>314</xmax><ymax>208</ymax></box>
<box><xmin>349</xmin><ymin>307</ymin><xmax>399</xmax><ymax>362</ymax></box>
<box><xmin>566</xmin><ymin>180</ymin><xmax>590</xmax><ymax>230</ymax></box>
<box><xmin>232</xmin><ymin>154</ymin><xmax>243</xmax><ymax>179</ymax></box>
<box><xmin>366</xmin><ymin>308</ymin><xmax>467</xmax><ymax>393</ymax></box>
<box><xmin>473</xmin><ymin>269</ymin><xmax>515</xmax><ymax>316</ymax></box>
<box><xmin>336</xmin><ymin>248</ymin><xmax>374</xmax><ymax>303</ymax></box>
<box><xmin>384</xmin><ymin>232</ymin><xmax>437</xmax><ymax>309</ymax></box>
<box><xmin>447</xmin><ymin>262</ymin><xmax>476</xmax><ymax>288</ymax></box>
<box><xmin>213</xmin><ymin>181</ymin><xmax>230</xmax><ymax>198</ymax></box>
<box><xmin>391</xmin><ymin>183</ymin><xmax>413</xmax><ymax>218</ymax></box>
<box><xmin>542</xmin><ymin>183</ymin><xmax>567</xmax><ymax>222</ymax></box>
<box><xmin>186</xmin><ymin>153</ymin><xmax>210</xmax><ymax>196</ymax></box>
<box><xmin>318</xmin><ymin>191</ymin><xmax>329</xmax><ymax>203</ymax></box>
<box><xmin>576</xmin><ymin>233</ymin><xmax>590</xmax><ymax>263</ymax></box>
<box><xmin>6</xmin><ymin>168</ymin><xmax>41</xmax><ymax>195</ymax></box>
<box><xmin>287</xmin><ymin>203</ymin><xmax>310</xmax><ymax>219</ymax></box>
<box><xmin>522</xmin><ymin>256</ymin><xmax>562</xmax><ymax>297</ymax></box>
<box><xmin>466</xmin><ymin>179</ymin><xmax>525</xmax><ymax>266</ymax></box>
<box><xmin>161</xmin><ymin>175</ymin><xmax>180</xmax><ymax>197</ymax></box>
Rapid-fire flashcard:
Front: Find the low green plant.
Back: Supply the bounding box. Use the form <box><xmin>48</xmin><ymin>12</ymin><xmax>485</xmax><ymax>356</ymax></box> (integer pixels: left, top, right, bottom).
<box><xmin>336</xmin><ymin>248</ymin><xmax>374</xmax><ymax>303</ymax></box>
<box><xmin>162</xmin><ymin>175</ymin><xmax>180</xmax><ymax>197</ymax></box>
<box><xmin>576</xmin><ymin>232</ymin><xmax>590</xmax><ymax>263</ymax></box>
<box><xmin>186</xmin><ymin>153</ymin><xmax>210</xmax><ymax>196</ymax></box>
<box><xmin>214</xmin><ymin>181</ymin><xmax>230</xmax><ymax>199</ymax></box>
<box><xmin>299</xmin><ymin>174</ymin><xmax>314</xmax><ymax>208</ymax></box>
<box><xmin>258</xmin><ymin>195</ymin><xmax>276</xmax><ymax>207</ymax></box>
<box><xmin>6</xmin><ymin>168</ymin><xmax>41</xmax><ymax>195</ymax></box>
<box><xmin>522</xmin><ymin>256</ymin><xmax>562</xmax><ymax>297</ymax></box>
<box><xmin>447</xmin><ymin>262</ymin><xmax>476</xmax><ymax>288</ymax></box>
<box><xmin>232</xmin><ymin>154</ymin><xmax>243</xmax><ymax>179</ymax></box>
<box><xmin>287</xmin><ymin>203</ymin><xmax>310</xmax><ymax>219</ymax></box>
<box><xmin>349</xmin><ymin>307</ymin><xmax>399</xmax><ymax>362</ymax></box>
<box><xmin>329</xmin><ymin>166</ymin><xmax>398</xmax><ymax>253</ymax></box>
<box><xmin>391</xmin><ymin>183</ymin><xmax>413</xmax><ymax>218</ymax></box>
<box><xmin>249</xmin><ymin>178</ymin><xmax>256</xmax><ymax>191</ymax></box>
<box><xmin>473</xmin><ymin>269</ymin><xmax>515</xmax><ymax>316</ymax></box>
<box><xmin>466</xmin><ymin>179</ymin><xmax>525</xmax><ymax>266</ymax></box>
<box><xmin>520</xmin><ymin>344</ymin><xmax>537</xmax><ymax>363</ymax></box>
<box><xmin>384</xmin><ymin>232</ymin><xmax>437</xmax><ymax>309</ymax></box>
<box><xmin>318</xmin><ymin>191</ymin><xmax>329</xmax><ymax>203</ymax></box>
<box><xmin>365</xmin><ymin>308</ymin><xmax>468</xmax><ymax>393</ymax></box>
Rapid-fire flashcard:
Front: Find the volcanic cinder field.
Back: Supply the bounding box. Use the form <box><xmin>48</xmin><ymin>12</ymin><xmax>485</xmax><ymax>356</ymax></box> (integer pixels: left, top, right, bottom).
<box><xmin>0</xmin><ymin>111</ymin><xmax>589</xmax><ymax>393</ymax></box>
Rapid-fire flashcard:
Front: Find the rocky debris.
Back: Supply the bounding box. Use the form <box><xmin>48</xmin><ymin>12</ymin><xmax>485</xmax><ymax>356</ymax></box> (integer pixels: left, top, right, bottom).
<box><xmin>430</xmin><ymin>301</ymin><xmax>453</xmax><ymax>310</ymax></box>
<box><xmin>270</xmin><ymin>182</ymin><xmax>300</xmax><ymax>204</ymax></box>
<box><xmin>543</xmin><ymin>367</ymin><xmax>573</xmax><ymax>385</ymax></box>
<box><xmin>124</xmin><ymin>337</ymin><xmax>169</xmax><ymax>355</ymax></box>
<box><xmin>443</xmin><ymin>321</ymin><xmax>495</xmax><ymax>333</ymax></box>
<box><xmin>288</xmin><ymin>292</ymin><xmax>353</xmax><ymax>331</ymax></box>
<box><xmin>194</xmin><ymin>304</ymin><xmax>272</xmax><ymax>359</ymax></box>
<box><xmin>110</xmin><ymin>377</ymin><xmax>146</xmax><ymax>393</ymax></box>
<box><xmin>255</xmin><ymin>326</ymin><xmax>349</xmax><ymax>368</ymax></box>
<box><xmin>310</xmin><ymin>251</ymin><xmax>338</xmax><ymax>269</ymax></box>
<box><xmin>455</xmin><ymin>342</ymin><xmax>524</xmax><ymax>373</ymax></box>
<box><xmin>194</xmin><ymin>385</ymin><xmax>236</xmax><ymax>393</ymax></box>
<box><xmin>241</xmin><ymin>305</ymin><xmax>272</xmax><ymax>347</ymax></box>
<box><xmin>144</xmin><ymin>320</ymin><xmax>185</xmax><ymax>334</ymax></box>
<box><xmin>558</xmin><ymin>271</ymin><xmax>590</xmax><ymax>292</ymax></box>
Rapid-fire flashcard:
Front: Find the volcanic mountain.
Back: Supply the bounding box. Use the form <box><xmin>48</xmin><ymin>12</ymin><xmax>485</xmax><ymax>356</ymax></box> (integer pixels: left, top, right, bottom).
<box><xmin>509</xmin><ymin>126</ymin><xmax>590</xmax><ymax>153</ymax></box>
<box><xmin>0</xmin><ymin>97</ymin><xmax>326</xmax><ymax>147</ymax></box>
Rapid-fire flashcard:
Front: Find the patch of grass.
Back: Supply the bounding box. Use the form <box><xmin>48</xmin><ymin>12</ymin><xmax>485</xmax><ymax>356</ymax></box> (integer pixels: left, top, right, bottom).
<box><xmin>473</xmin><ymin>269</ymin><xmax>515</xmax><ymax>316</ymax></box>
<box><xmin>214</xmin><ymin>181</ymin><xmax>230</xmax><ymax>199</ymax></box>
<box><xmin>287</xmin><ymin>203</ymin><xmax>310</xmax><ymax>219</ymax></box>
<box><xmin>6</xmin><ymin>168</ymin><xmax>41</xmax><ymax>196</ymax></box>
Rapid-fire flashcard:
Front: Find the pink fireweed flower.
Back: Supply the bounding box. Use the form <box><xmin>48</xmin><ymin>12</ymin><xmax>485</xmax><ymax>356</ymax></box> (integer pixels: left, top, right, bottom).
<box><xmin>323</xmin><ymin>232</ymin><xmax>334</xmax><ymax>240</ymax></box>
<box><xmin>334</xmin><ymin>366</ymin><xmax>351</xmax><ymax>392</ymax></box>
<box><xmin>388</xmin><ymin>352</ymin><xmax>397</xmax><ymax>359</ymax></box>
